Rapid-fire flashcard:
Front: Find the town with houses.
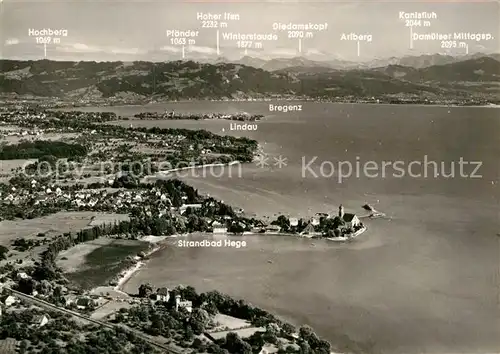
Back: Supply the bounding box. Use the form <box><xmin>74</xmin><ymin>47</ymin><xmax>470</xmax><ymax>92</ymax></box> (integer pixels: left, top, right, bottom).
<box><xmin>0</xmin><ymin>105</ymin><xmax>348</xmax><ymax>353</ymax></box>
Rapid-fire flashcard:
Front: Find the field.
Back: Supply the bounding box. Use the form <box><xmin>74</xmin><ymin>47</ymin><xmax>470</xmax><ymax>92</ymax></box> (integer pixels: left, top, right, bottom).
<box><xmin>0</xmin><ymin>338</ymin><xmax>17</xmax><ymax>354</ymax></box>
<box><xmin>0</xmin><ymin>211</ymin><xmax>129</xmax><ymax>245</ymax></box>
<box><xmin>211</xmin><ymin>314</ymin><xmax>252</xmax><ymax>332</ymax></box>
<box><xmin>209</xmin><ymin>327</ymin><xmax>265</xmax><ymax>340</ymax></box>
<box><xmin>208</xmin><ymin>314</ymin><xmax>264</xmax><ymax>340</ymax></box>
<box><xmin>0</xmin><ymin>158</ymin><xmax>36</xmax><ymax>181</ymax></box>
<box><xmin>90</xmin><ymin>300</ymin><xmax>133</xmax><ymax>321</ymax></box>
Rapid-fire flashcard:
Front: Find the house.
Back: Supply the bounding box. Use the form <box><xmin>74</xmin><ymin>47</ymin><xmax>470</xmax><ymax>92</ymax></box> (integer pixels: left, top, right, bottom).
<box><xmin>4</xmin><ymin>296</ymin><xmax>17</xmax><ymax>307</ymax></box>
<box><xmin>342</xmin><ymin>213</ymin><xmax>360</xmax><ymax>229</ymax></box>
<box><xmin>175</xmin><ymin>295</ymin><xmax>192</xmax><ymax>313</ymax></box>
<box><xmin>31</xmin><ymin>315</ymin><xmax>49</xmax><ymax>328</ymax></box>
<box><xmin>289</xmin><ymin>218</ymin><xmax>298</xmax><ymax>227</ymax></box>
<box><xmin>338</xmin><ymin>205</ymin><xmax>360</xmax><ymax>229</ymax></box>
<box><xmin>259</xmin><ymin>344</ymin><xmax>279</xmax><ymax>354</ymax></box>
<box><xmin>16</xmin><ymin>272</ymin><xmax>29</xmax><ymax>280</ymax></box>
<box><xmin>212</xmin><ymin>221</ymin><xmax>227</xmax><ymax>234</ymax></box>
<box><xmin>154</xmin><ymin>287</ymin><xmax>170</xmax><ymax>302</ymax></box>
<box><xmin>181</xmin><ymin>203</ymin><xmax>202</xmax><ymax>209</ymax></box>
<box><xmin>76</xmin><ymin>297</ymin><xmax>94</xmax><ymax>309</ymax></box>
<box><xmin>311</xmin><ymin>217</ymin><xmax>320</xmax><ymax>226</ymax></box>
<box><xmin>64</xmin><ymin>295</ymin><xmax>76</xmax><ymax>306</ymax></box>
<box><xmin>265</xmin><ymin>225</ymin><xmax>281</xmax><ymax>233</ymax></box>
<box><xmin>300</xmin><ymin>222</ymin><xmax>315</xmax><ymax>235</ymax></box>
<box><xmin>213</xmin><ymin>227</ymin><xmax>227</xmax><ymax>234</ymax></box>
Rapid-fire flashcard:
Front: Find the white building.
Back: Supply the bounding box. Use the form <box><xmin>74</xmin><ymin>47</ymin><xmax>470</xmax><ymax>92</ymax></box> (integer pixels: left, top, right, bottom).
<box><xmin>175</xmin><ymin>295</ymin><xmax>192</xmax><ymax>313</ymax></box>
<box><xmin>212</xmin><ymin>221</ymin><xmax>227</xmax><ymax>234</ymax></box>
<box><xmin>4</xmin><ymin>296</ymin><xmax>17</xmax><ymax>307</ymax></box>
<box><xmin>31</xmin><ymin>315</ymin><xmax>49</xmax><ymax>328</ymax></box>
<box><xmin>155</xmin><ymin>288</ymin><xmax>170</xmax><ymax>302</ymax></box>
<box><xmin>338</xmin><ymin>205</ymin><xmax>360</xmax><ymax>229</ymax></box>
<box><xmin>311</xmin><ymin>217</ymin><xmax>320</xmax><ymax>226</ymax></box>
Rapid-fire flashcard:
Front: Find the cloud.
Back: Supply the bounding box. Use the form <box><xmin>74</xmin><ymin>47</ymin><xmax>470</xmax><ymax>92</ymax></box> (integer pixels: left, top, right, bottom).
<box><xmin>188</xmin><ymin>45</ymin><xmax>217</xmax><ymax>54</ymax></box>
<box><xmin>5</xmin><ymin>38</ymin><xmax>20</xmax><ymax>46</ymax></box>
<box><xmin>160</xmin><ymin>45</ymin><xmax>181</xmax><ymax>53</ymax></box>
<box><xmin>305</xmin><ymin>48</ymin><xmax>325</xmax><ymax>56</ymax></box>
<box><xmin>55</xmin><ymin>43</ymin><xmax>147</xmax><ymax>56</ymax></box>
<box><xmin>57</xmin><ymin>43</ymin><xmax>103</xmax><ymax>53</ymax></box>
<box><xmin>269</xmin><ymin>48</ymin><xmax>298</xmax><ymax>57</ymax></box>
<box><xmin>110</xmin><ymin>47</ymin><xmax>145</xmax><ymax>55</ymax></box>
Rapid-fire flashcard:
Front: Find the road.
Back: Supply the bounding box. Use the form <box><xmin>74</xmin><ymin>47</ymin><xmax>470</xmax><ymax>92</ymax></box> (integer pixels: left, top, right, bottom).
<box><xmin>7</xmin><ymin>288</ymin><xmax>182</xmax><ymax>354</ymax></box>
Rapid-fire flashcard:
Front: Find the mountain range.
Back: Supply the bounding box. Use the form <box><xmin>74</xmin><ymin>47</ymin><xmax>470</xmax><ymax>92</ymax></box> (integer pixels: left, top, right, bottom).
<box><xmin>0</xmin><ymin>55</ymin><xmax>498</xmax><ymax>103</ymax></box>
<box><xmin>231</xmin><ymin>53</ymin><xmax>500</xmax><ymax>71</ymax></box>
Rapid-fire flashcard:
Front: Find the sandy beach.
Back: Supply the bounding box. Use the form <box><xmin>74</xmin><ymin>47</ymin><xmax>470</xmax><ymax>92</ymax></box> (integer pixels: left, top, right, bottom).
<box><xmin>111</xmin><ymin>235</ymin><xmax>169</xmax><ymax>292</ymax></box>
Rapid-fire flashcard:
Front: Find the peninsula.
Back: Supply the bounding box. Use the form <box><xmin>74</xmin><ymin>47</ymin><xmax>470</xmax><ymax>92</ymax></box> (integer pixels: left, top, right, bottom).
<box><xmin>134</xmin><ymin>111</ymin><xmax>264</xmax><ymax>121</ymax></box>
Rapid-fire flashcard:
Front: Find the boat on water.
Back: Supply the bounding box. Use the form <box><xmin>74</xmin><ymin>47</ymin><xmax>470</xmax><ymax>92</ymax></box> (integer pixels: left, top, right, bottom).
<box><xmin>362</xmin><ymin>204</ymin><xmax>374</xmax><ymax>211</ymax></box>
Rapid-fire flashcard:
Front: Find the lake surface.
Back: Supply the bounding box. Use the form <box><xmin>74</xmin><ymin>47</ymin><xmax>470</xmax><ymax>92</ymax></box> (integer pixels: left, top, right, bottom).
<box><xmin>79</xmin><ymin>102</ymin><xmax>500</xmax><ymax>354</ymax></box>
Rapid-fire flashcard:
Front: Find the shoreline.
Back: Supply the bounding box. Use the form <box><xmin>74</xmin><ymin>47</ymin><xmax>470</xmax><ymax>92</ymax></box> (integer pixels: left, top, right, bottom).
<box><xmin>21</xmin><ymin>97</ymin><xmax>500</xmax><ymax>110</ymax></box>
<box><xmin>112</xmin><ymin>226</ymin><xmax>370</xmax><ymax>291</ymax></box>
<box><xmin>111</xmin><ymin>236</ymin><xmax>168</xmax><ymax>292</ymax></box>
<box><xmin>325</xmin><ymin>226</ymin><xmax>367</xmax><ymax>242</ymax></box>
<box><xmin>156</xmin><ymin>161</ymin><xmax>242</xmax><ymax>176</ymax></box>
<box><xmin>16</xmin><ymin>99</ymin><xmax>500</xmax><ymax>110</ymax></box>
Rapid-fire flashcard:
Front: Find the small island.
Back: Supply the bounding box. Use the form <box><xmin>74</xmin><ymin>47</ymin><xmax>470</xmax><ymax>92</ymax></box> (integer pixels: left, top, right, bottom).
<box><xmin>260</xmin><ymin>205</ymin><xmax>367</xmax><ymax>242</ymax></box>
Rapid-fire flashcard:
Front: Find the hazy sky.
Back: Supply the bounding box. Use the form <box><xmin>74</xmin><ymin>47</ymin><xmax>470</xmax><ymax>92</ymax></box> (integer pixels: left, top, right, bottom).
<box><xmin>1</xmin><ymin>0</ymin><xmax>499</xmax><ymax>61</ymax></box>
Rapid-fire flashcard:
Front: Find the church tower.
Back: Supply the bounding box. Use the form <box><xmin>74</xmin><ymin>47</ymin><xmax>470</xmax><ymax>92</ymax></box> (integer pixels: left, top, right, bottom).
<box><xmin>338</xmin><ymin>204</ymin><xmax>344</xmax><ymax>219</ymax></box>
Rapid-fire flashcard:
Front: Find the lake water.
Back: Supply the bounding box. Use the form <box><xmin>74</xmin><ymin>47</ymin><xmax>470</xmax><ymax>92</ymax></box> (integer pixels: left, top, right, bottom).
<box><xmin>77</xmin><ymin>102</ymin><xmax>500</xmax><ymax>354</ymax></box>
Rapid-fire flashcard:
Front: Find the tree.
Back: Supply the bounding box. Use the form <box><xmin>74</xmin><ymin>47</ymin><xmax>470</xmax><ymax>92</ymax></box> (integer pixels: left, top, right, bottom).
<box><xmin>299</xmin><ymin>341</ymin><xmax>311</xmax><ymax>354</ymax></box>
<box><xmin>203</xmin><ymin>301</ymin><xmax>218</xmax><ymax>316</ymax></box>
<box><xmin>184</xmin><ymin>325</ymin><xmax>194</xmax><ymax>341</ymax></box>
<box><xmin>115</xmin><ymin>312</ymin><xmax>125</xmax><ymax>323</ymax></box>
<box><xmin>263</xmin><ymin>322</ymin><xmax>279</xmax><ymax>344</ymax></box>
<box><xmin>332</xmin><ymin>216</ymin><xmax>345</xmax><ymax>229</ymax></box>
<box><xmin>190</xmin><ymin>308</ymin><xmax>210</xmax><ymax>334</ymax></box>
<box><xmin>224</xmin><ymin>332</ymin><xmax>252</xmax><ymax>354</ymax></box>
<box><xmin>272</xmin><ymin>215</ymin><xmax>290</xmax><ymax>232</ymax></box>
<box><xmin>315</xmin><ymin>339</ymin><xmax>332</xmax><ymax>353</ymax></box>
<box><xmin>138</xmin><ymin>283</ymin><xmax>153</xmax><ymax>298</ymax></box>
<box><xmin>281</xmin><ymin>322</ymin><xmax>296</xmax><ymax>336</ymax></box>
<box><xmin>299</xmin><ymin>325</ymin><xmax>314</xmax><ymax>341</ymax></box>
<box><xmin>0</xmin><ymin>245</ymin><xmax>8</xmax><ymax>260</ymax></box>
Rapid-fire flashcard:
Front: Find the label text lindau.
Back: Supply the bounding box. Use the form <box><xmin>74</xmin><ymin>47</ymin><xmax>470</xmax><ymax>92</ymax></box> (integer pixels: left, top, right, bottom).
<box><xmin>221</xmin><ymin>32</ymin><xmax>278</xmax><ymax>41</ymax></box>
<box><xmin>399</xmin><ymin>11</ymin><xmax>437</xmax><ymax>20</ymax></box>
